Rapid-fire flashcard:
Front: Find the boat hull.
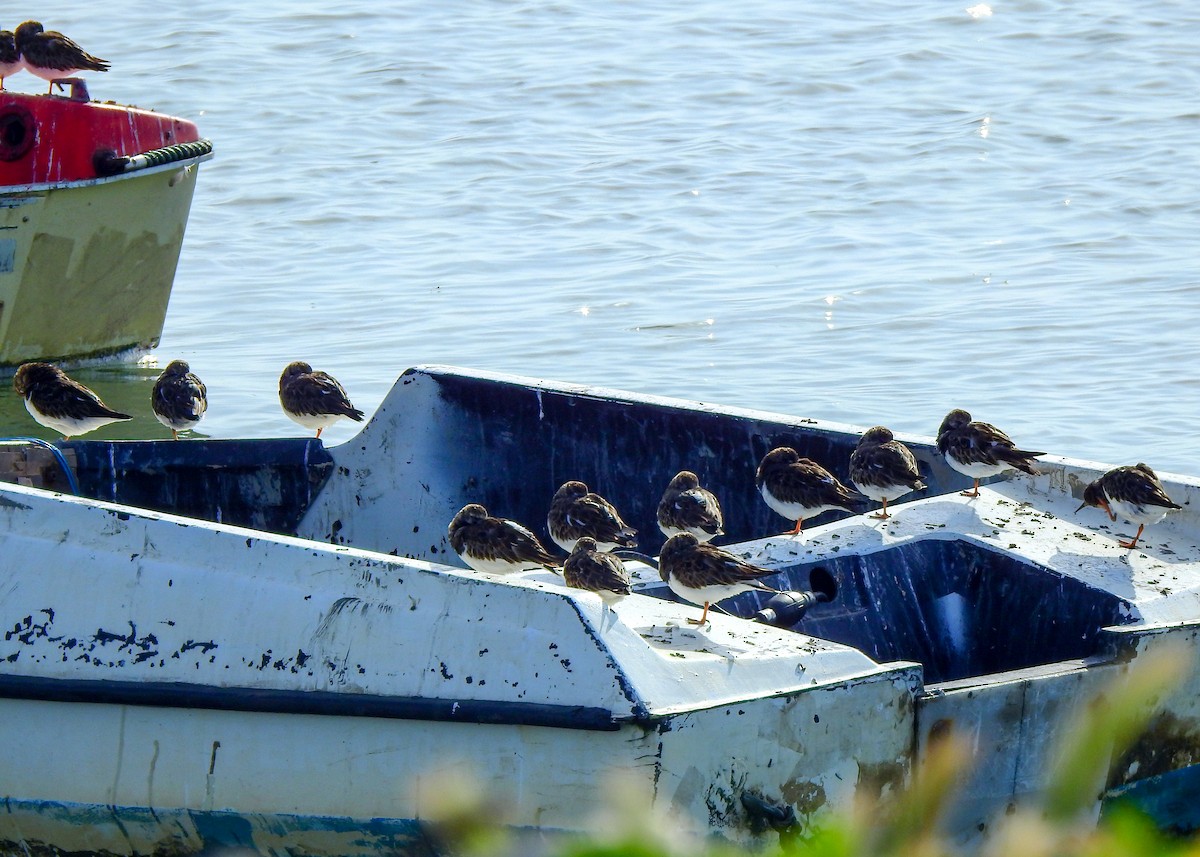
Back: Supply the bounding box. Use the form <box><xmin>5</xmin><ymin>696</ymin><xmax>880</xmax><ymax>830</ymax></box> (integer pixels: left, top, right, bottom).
<box><xmin>0</xmin><ymin>161</ymin><xmax>203</xmax><ymax>366</ymax></box>
<box><xmin>3</xmin><ymin>367</ymin><xmax>1200</xmax><ymax>853</ymax></box>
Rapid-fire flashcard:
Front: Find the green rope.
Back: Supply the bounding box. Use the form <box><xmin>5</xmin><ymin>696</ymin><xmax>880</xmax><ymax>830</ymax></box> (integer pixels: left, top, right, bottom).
<box><xmin>122</xmin><ymin>138</ymin><xmax>214</xmax><ymax>172</ymax></box>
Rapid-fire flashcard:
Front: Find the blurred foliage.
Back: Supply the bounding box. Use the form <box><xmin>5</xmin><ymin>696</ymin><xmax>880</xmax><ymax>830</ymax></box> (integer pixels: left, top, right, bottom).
<box><xmin>424</xmin><ymin>644</ymin><xmax>1200</xmax><ymax>857</ymax></box>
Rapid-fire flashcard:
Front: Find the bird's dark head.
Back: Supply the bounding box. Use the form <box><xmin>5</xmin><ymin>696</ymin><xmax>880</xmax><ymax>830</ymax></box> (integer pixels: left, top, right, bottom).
<box><xmin>1076</xmin><ymin>481</ymin><xmax>1107</xmax><ymax>515</ymax></box>
<box><xmin>938</xmin><ymin>409</ymin><xmax>972</xmax><ymax>437</ymax></box>
<box><xmin>859</xmin><ymin>426</ymin><xmax>894</xmax><ymax>446</ymax></box>
<box><xmin>553</xmin><ymin>481</ymin><xmax>589</xmax><ymax>503</ymax></box>
<box><xmin>757</xmin><ymin>446</ymin><xmax>799</xmax><ymax>481</ymax></box>
<box><xmin>13</xmin><ymin>362</ymin><xmax>61</xmax><ymax>396</ymax></box>
<box><xmin>449</xmin><ymin>503</ymin><xmax>490</xmax><ymax>533</ymax></box>
<box><xmin>281</xmin><ymin>361</ymin><xmax>313</xmax><ymax>380</ymax></box>
<box><xmin>14</xmin><ymin>21</ymin><xmax>43</xmax><ymax>43</ymax></box>
<box><xmin>0</xmin><ymin>31</ymin><xmax>15</xmax><ymax>58</ymax></box>
<box><xmin>658</xmin><ymin>532</ymin><xmax>699</xmax><ymax>581</ymax></box>
<box><xmin>668</xmin><ymin>470</ymin><xmax>700</xmax><ymax>491</ymax></box>
<box><xmin>162</xmin><ymin>360</ymin><xmax>191</xmax><ymax>377</ymax></box>
<box><xmin>571</xmin><ymin>536</ymin><xmax>599</xmax><ymax>555</ymax></box>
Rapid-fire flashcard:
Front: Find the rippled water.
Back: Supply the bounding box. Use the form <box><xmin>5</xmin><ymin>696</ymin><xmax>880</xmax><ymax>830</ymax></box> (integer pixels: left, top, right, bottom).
<box><xmin>2</xmin><ymin>0</ymin><xmax>1198</xmax><ymax>474</ymax></box>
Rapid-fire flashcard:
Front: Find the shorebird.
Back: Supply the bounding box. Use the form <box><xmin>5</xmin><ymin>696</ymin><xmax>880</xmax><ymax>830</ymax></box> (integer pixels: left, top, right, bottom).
<box><xmin>151</xmin><ymin>360</ymin><xmax>207</xmax><ymax>440</ymax></box>
<box><xmin>14</xmin><ymin>21</ymin><xmax>109</xmax><ymax>94</ymax></box>
<box><xmin>0</xmin><ymin>31</ymin><xmax>22</xmax><ymax>89</ymax></box>
<box><xmin>448</xmin><ymin>503</ymin><xmax>560</xmax><ymax>575</ymax></box>
<box><xmin>563</xmin><ymin>537</ymin><xmax>632</xmax><ymax>604</ymax></box>
<box><xmin>659</xmin><ymin>532</ymin><xmax>778</xmax><ymax>625</ymax></box>
<box><xmin>546</xmin><ymin>480</ymin><xmax>637</xmax><ymax>553</ymax></box>
<box><xmin>1076</xmin><ymin>463</ymin><xmax>1181</xmax><ymax>550</ymax></box>
<box><xmin>936</xmin><ymin>409</ymin><xmax>1043</xmax><ymax>497</ymax></box>
<box><xmin>848</xmin><ymin>426</ymin><xmax>926</xmax><ymax>519</ymax></box>
<box><xmin>13</xmin><ymin>362</ymin><xmax>131</xmax><ymax>440</ymax></box>
<box><xmin>657</xmin><ymin>470</ymin><xmax>724</xmax><ymax>543</ymax></box>
<box><xmin>756</xmin><ymin>446</ymin><xmax>858</xmax><ymax>535</ymax></box>
<box><xmin>278</xmin><ymin>361</ymin><xmax>364</xmax><ymax>438</ymax></box>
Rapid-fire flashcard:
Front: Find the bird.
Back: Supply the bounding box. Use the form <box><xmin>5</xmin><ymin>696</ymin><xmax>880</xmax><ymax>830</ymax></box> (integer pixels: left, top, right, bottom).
<box><xmin>848</xmin><ymin>426</ymin><xmax>927</xmax><ymax>520</ymax></box>
<box><xmin>756</xmin><ymin>446</ymin><xmax>859</xmax><ymax>535</ymax></box>
<box><xmin>448</xmin><ymin>503</ymin><xmax>561</xmax><ymax>575</ymax></box>
<box><xmin>12</xmin><ymin>362</ymin><xmax>132</xmax><ymax>440</ymax></box>
<box><xmin>1075</xmin><ymin>463</ymin><xmax>1181</xmax><ymax>550</ymax></box>
<box><xmin>657</xmin><ymin>470</ymin><xmax>724</xmax><ymax>543</ymax></box>
<box><xmin>278</xmin><ymin>361</ymin><xmax>364</xmax><ymax>438</ymax></box>
<box><xmin>546</xmin><ymin>480</ymin><xmax>637</xmax><ymax>553</ymax></box>
<box><xmin>563</xmin><ymin>537</ymin><xmax>632</xmax><ymax>604</ymax></box>
<box><xmin>151</xmin><ymin>360</ymin><xmax>207</xmax><ymax>440</ymax></box>
<box><xmin>935</xmin><ymin>409</ymin><xmax>1044</xmax><ymax>497</ymax></box>
<box><xmin>14</xmin><ymin>21</ymin><xmax>109</xmax><ymax>94</ymax></box>
<box><xmin>658</xmin><ymin>532</ymin><xmax>778</xmax><ymax>625</ymax></box>
<box><xmin>0</xmin><ymin>31</ymin><xmax>23</xmax><ymax>89</ymax></box>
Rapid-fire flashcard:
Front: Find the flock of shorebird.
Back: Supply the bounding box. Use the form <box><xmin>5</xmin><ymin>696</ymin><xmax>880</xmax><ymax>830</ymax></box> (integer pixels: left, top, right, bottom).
<box><xmin>10</xmin><ymin>359</ymin><xmax>363</xmax><ymax>441</ymax></box>
<box><xmin>0</xmin><ymin>21</ymin><xmax>108</xmax><ymax>93</ymax></box>
<box><xmin>447</xmin><ymin>411</ymin><xmax>1183</xmax><ymax>625</ymax></box>
<box><xmin>6</xmin><ymin>361</ymin><xmax>1183</xmax><ymax>626</ymax></box>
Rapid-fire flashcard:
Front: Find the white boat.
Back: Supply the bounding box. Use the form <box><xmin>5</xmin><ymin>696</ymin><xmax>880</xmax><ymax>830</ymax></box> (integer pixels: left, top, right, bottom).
<box><xmin>1</xmin><ymin>365</ymin><xmax>1198</xmax><ymax>855</ymax></box>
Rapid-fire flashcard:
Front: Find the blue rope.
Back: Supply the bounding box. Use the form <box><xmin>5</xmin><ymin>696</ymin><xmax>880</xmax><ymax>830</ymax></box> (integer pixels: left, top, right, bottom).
<box><xmin>0</xmin><ymin>437</ymin><xmax>81</xmax><ymax>496</ymax></box>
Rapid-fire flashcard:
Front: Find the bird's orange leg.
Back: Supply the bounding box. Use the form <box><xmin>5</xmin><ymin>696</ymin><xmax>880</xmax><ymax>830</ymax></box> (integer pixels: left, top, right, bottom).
<box><xmin>788</xmin><ymin>518</ymin><xmax>804</xmax><ymax>535</ymax></box>
<box><xmin>871</xmin><ymin>498</ymin><xmax>891</xmax><ymax>520</ymax></box>
<box><xmin>172</xmin><ymin>429</ymin><xmax>180</xmax><ymax>440</ymax></box>
<box><xmin>688</xmin><ymin>601</ymin><xmax>711</xmax><ymax>626</ymax></box>
<box><xmin>315</xmin><ymin>427</ymin><xmax>324</xmax><ymax>439</ymax></box>
<box><xmin>1119</xmin><ymin>524</ymin><xmax>1145</xmax><ymax>550</ymax></box>
<box><xmin>960</xmin><ymin>479</ymin><xmax>981</xmax><ymax>498</ymax></box>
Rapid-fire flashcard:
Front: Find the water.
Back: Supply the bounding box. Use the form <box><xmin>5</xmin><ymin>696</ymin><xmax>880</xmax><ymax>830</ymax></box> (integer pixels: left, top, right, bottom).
<box><xmin>2</xmin><ymin>0</ymin><xmax>1198</xmax><ymax>474</ymax></box>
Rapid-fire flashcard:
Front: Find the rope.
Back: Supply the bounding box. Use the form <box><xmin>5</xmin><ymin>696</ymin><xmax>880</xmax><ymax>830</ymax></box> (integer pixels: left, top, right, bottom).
<box><xmin>124</xmin><ymin>139</ymin><xmax>213</xmax><ymax>171</ymax></box>
<box><xmin>0</xmin><ymin>437</ymin><xmax>81</xmax><ymax>495</ymax></box>
<box><xmin>95</xmin><ymin>139</ymin><xmax>214</xmax><ymax>177</ymax></box>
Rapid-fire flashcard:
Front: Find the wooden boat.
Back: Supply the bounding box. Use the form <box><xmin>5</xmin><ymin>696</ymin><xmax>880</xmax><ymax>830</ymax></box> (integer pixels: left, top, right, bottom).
<box><xmin>0</xmin><ymin>83</ymin><xmax>211</xmax><ymax>367</ymax></box>
<box><xmin>0</xmin><ymin>365</ymin><xmax>1197</xmax><ymax>854</ymax></box>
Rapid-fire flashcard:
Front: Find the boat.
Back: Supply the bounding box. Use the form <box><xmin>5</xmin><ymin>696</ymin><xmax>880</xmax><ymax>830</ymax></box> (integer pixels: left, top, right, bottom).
<box><xmin>0</xmin><ymin>365</ymin><xmax>1198</xmax><ymax>855</ymax></box>
<box><xmin>0</xmin><ymin>82</ymin><xmax>212</xmax><ymax>368</ymax></box>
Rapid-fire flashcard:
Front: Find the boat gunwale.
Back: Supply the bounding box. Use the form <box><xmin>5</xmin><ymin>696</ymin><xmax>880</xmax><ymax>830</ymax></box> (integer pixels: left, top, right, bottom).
<box><xmin>0</xmin><ymin>151</ymin><xmax>213</xmax><ymax>196</ymax></box>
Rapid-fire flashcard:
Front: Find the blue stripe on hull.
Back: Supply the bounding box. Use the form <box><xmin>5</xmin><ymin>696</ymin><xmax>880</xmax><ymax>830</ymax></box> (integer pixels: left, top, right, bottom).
<box><xmin>0</xmin><ymin>799</ymin><xmax>440</xmax><ymax>856</ymax></box>
<box><xmin>1104</xmin><ymin>764</ymin><xmax>1200</xmax><ymax>835</ymax></box>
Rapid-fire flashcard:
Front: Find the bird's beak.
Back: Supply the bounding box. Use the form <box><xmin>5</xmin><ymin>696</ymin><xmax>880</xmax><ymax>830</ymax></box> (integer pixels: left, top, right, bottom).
<box><xmin>1074</xmin><ymin>500</ymin><xmax>1088</xmax><ymax>514</ymax></box>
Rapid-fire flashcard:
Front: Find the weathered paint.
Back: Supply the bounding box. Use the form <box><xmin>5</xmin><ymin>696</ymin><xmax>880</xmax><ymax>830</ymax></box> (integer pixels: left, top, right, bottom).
<box><xmin>0</xmin><ymin>160</ymin><xmax>208</xmax><ymax>366</ymax></box>
<box><xmin>0</xmin><ymin>90</ymin><xmax>200</xmax><ymax>186</ymax></box>
<box><xmin>3</xmin><ymin>367</ymin><xmax>1200</xmax><ymax>853</ymax></box>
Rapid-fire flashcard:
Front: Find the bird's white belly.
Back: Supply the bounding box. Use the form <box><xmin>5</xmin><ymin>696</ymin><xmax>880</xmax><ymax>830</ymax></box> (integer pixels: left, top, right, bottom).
<box><xmin>945</xmin><ymin>457</ymin><xmax>1008</xmax><ymax>480</ymax></box>
<box><xmin>759</xmin><ymin>484</ymin><xmax>833</xmax><ymax>520</ymax></box>
<box><xmin>1108</xmin><ymin>497</ymin><xmax>1170</xmax><ymax>527</ymax></box>
<box><xmin>457</xmin><ymin>553</ymin><xmax>540</xmax><ymax>575</ymax></box>
<box><xmin>658</xmin><ymin>522</ymin><xmax>717</xmax><ymax>543</ymax></box>
<box><xmin>286</xmin><ymin>411</ymin><xmax>343</xmax><ymax>431</ymax></box>
<box><xmin>667</xmin><ymin>576</ymin><xmax>757</xmax><ymax>607</ymax></box>
<box><xmin>852</xmin><ymin>479</ymin><xmax>912</xmax><ymax>503</ymax></box>
<box><xmin>25</xmin><ymin>399</ymin><xmax>117</xmax><ymax>437</ymax></box>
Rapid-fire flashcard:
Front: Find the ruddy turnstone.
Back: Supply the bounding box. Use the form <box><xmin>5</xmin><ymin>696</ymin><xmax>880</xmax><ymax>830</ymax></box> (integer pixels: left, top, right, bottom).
<box><xmin>658</xmin><ymin>532</ymin><xmax>778</xmax><ymax>625</ymax></box>
<box><xmin>563</xmin><ymin>536</ymin><xmax>632</xmax><ymax>603</ymax></box>
<box><xmin>278</xmin><ymin>361</ymin><xmax>364</xmax><ymax>438</ymax></box>
<box><xmin>151</xmin><ymin>360</ymin><xmax>207</xmax><ymax>440</ymax></box>
<box><xmin>756</xmin><ymin>446</ymin><xmax>858</xmax><ymax>535</ymax></box>
<box><xmin>13</xmin><ymin>362</ymin><xmax>132</xmax><ymax>440</ymax></box>
<box><xmin>1075</xmin><ymin>463</ymin><xmax>1181</xmax><ymax>549</ymax></box>
<box><xmin>848</xmin><ymin>426</ymin><xmax>926</xmax><ymax>519</ymax></box>
<box><xmin>0</xmin><ymin>31</ymin><xmax>22</xmax><ymax>89</ymax></box>
<box><xmin>936</xmin><ymin>409</ymin><xmax>1044</xmax><ymax>497</ymax></box>
<box><xmin>448</xmin><ymin>503</ymin><xmax>560</xmax><ymax>575</ymax></box>
<box><xmin>657</xmin><ymin>470</ymin><xmax>724</xmax><ymax>542</ymax></box>
<box><xmin>546</xmin><ymin>480</ymin><xmax>638</xmax><ymax>553</ymax></box>
<box><xmin>14</xmin><ymin>21</ymin><xmax>108</xmax><ymax>94</ymax></box>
